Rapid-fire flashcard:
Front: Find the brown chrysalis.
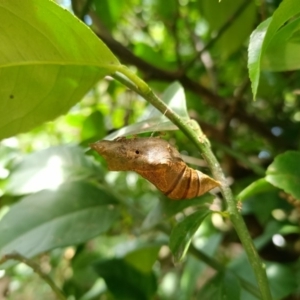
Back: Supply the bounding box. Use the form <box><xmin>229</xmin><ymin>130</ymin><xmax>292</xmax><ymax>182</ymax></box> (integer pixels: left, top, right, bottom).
<box><xmin>90</xmin><ymin>137</ymin><xmax>220</xmax><ymax>200</ymax></box>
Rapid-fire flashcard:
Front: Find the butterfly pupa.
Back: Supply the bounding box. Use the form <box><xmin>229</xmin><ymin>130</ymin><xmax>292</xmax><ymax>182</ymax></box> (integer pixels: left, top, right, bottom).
<box><xmin>90</xmin><ymin>137</ymin><xmax>220</xmax><ymax>200</ymax></box>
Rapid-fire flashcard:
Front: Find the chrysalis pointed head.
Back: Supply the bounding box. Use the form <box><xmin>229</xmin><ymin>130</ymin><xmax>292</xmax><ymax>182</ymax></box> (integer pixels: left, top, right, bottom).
<box><xmin>90</xmin><ymin>140</ymin><xmax>130</xmax><ymax>171</ymax></box>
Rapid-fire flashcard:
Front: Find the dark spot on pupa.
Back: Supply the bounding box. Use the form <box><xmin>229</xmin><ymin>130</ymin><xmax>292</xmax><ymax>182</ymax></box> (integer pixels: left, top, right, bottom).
<box><xmin>9</xmin><ymin>95</ymin><xmax>14</xmax><ymax>99</ymax></box>
<box><xmin>135</xmin><ymin>150</ymin><xmax>140</xmax><ymax>154</ymax></box>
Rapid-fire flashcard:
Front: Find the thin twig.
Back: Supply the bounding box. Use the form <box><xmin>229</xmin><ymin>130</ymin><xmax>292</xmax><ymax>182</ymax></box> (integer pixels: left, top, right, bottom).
<box><xmin>0</xmin><ymin>253</ymin><xmax>67</xmax><ymax>300</ymax></box>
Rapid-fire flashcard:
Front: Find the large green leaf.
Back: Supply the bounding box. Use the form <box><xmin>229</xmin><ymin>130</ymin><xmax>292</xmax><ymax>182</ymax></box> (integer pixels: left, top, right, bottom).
<box><xmin>266</xmin><ymin>151</ymin><xmax>300</xmax><ymax>200</ymax></box>
<box><xmin>0</xmin><ymin>181</ymin><xmax>119</xmax><ymax>265</ymax></box>
<box><xmin>94</xmin><ymin>258</ymin><xmax>157</xmax><ymax>300</ymax></box>
<box><xmin>248</xmin><ymin>0</ymin><xmax>300</xmax><ymax>98</ymax></box>
<box><xmin>6</xmin><ymin>146</ymin><xmax>102</xmax><ymax>195</ymax></box>
<box><xmin>169</xmin><ymin>209</ymin><xmax>210</xmax><ymax>262</ymax></box>
<box><xmin>0</xmin><ymin>0</ymin><xmax>120</xmax><ymax>140</ymax></box>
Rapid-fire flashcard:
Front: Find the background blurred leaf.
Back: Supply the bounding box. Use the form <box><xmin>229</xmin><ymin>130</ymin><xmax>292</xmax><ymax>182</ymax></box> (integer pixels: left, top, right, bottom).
<box><xmin>0</xmin><ymin>181</ymin><xmax>119</xmax><ymax>264</ymax></box>
<box><xmin>81</xmin><ymin>110</ymin><xmax>106</xmax><ymax>144</ymax></box>
<box><xmin>200</xmin><ymin>0</ymin><xmax>256</xmax><ymax>58</ymax></box>
<box><xmin>6</xmin><ymin>146</ymin><xmax>101</xmax><ymax>195</ymax></box>
<box><xmin>0</xmin><ymin>0</ymin><xmax>119</xmax><ymax>140</ymax></box>
<box><xmin>266</xmin><ymin>151</ymin><xmax>300</xmax><ymax>199</ymax></box>
<box><xmin>197</xmin><ymin>270</ymin><xmax>241</xmax><ymax>300</ymax></box>
<box><xmin>94</xmin><ymin>0</ymin><xmax>126</xmax><ymax>30</ymax></box>
<box><xmin>266</xmin><ymin>262</ymin><xmax>298</xmax><ymax>299</ymax></box>
<box><xmin>121</xmin><ymin>243</ymin><xmax>161</xmax><ymax>273</ymax></box>
<box><xmin>94</xmin><ymin>258</ymin><xmax>157</xmax><ymax>300</ymax></box>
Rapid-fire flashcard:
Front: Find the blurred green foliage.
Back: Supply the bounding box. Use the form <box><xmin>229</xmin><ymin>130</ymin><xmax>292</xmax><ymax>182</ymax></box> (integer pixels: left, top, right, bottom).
<box><xmin>1</xmin><ymin>0</ymin><xmax>300</xmax><ymax>299</ymax></box>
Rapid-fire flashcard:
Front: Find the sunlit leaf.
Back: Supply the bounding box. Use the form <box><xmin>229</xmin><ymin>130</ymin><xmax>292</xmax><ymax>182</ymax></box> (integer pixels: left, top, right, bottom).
<box><xmin>0</xmin><ymin>0</ymin><xmax>119</xmax><ymax>140</ymax></box>
<box><xmin>6</xmin><ymin>146</ymin><xmax>101</xmax><ymax>195</ymax></box>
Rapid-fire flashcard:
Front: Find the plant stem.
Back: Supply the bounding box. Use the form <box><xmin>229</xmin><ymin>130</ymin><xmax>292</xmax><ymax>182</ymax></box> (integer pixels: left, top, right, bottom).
<box><xmin>0</xmin><ymin>253</ymin><xmax>67</xmax><ymax>300</ymax></box>
<box><xmin>115</xmin><ymin>65</ymin><xmax>273</xmax><ymax>300</ymax></box>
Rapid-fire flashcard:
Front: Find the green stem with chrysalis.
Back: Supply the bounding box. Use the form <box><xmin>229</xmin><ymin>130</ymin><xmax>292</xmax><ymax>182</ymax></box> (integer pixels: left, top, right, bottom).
<box><xmin>113</xmin><ymin>65</ymin><xmax>272</xmax><ymax>300</ymax></box>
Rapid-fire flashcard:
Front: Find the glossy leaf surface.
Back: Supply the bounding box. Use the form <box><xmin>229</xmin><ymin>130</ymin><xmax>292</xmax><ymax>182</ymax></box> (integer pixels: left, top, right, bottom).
<box><xmin>0</xmin><ymin>0</ymin><xmax>119</xmax><ymax>140</ymax></box>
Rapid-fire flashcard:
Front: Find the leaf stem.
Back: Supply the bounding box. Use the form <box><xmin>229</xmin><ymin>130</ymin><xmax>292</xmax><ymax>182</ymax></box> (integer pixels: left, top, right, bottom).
<box><xmin>0</xmin><ymin>253</ymin><xmax>67</xmax><ymax>300</ymax></box>
<box><xmin>115</xmin><ymin>65</ymin><xmax>273</xmax><ymax>300</ymax></box>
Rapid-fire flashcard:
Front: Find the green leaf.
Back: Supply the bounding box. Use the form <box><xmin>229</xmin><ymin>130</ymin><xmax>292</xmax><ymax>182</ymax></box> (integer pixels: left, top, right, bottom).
<box><xmin>6</xmin><ymin>146</ymin><xmax>102</xmax><ymax>195</ymax></box>
<box><xmin>169</xmin><ymin>209</ymin><xmax>210</xmax><ymax>262</ymax></box>
<box><xmin>94</xmin><ymin>0</ymin><xmax>126</xmax><ymax>31</ymax></box>
<box><xmin>94</xmin><ymin>258</ymin><xmax>157</xmax><ymax>300</ymax></box>
<box><xmin>237</xmin><ymin>178</ymin><xmax>274</xmax><ymax>202</ymax></box>
<box><xmin>248</xmin><ymin>18</ymin><xmax>272</xmax><ymax>100</ymax></box>
<box><xmin>266</xmin><ymin>151</ymin><xmax>300</xmax><ymax>200</ymax></box>
<box><xmin>0</xmin><ymin>0</ymin><xmax>120</xmax><ymax>140</ymax></box>
<box><xmin>133</xmin><ymin>43</ymin><xmax>176</xmax><ymax>71</ymax></box>
<box><xmin>197</xmin><ymin>271</ymin><xmax>241</xmax><ymax>300</ymax></box>
<box><xmin>248</xmin><ymin>0</ymin><xmax>300</xmax><ymax>98</ymax></box>
<box><xmin>243</xmin><ymin>191</ymin><xmax>285</xmax><ymax>225</ymax></box>
<box><xmin>142</xmin><ymin>193</ymin><xmax>213</xmax><ymax>230</ymax></box>
<box><xmin>112</xmin><ymin>239</ymin><xmax>162</xmax><ymax>273</ymax></box>
<box><xmin>81</xmin><ymin>110</ymin><xmax>106</xmax><ymax>143</ymax></box>
<box><xmin>0</xmin><ymin>181</ymin><xmax>119</xmax><ymax>264</ymax></box>
<box><xmin>104</xmin><ymin>81</ymin><xmax>189</xmax><ymax>139</ymax></box>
